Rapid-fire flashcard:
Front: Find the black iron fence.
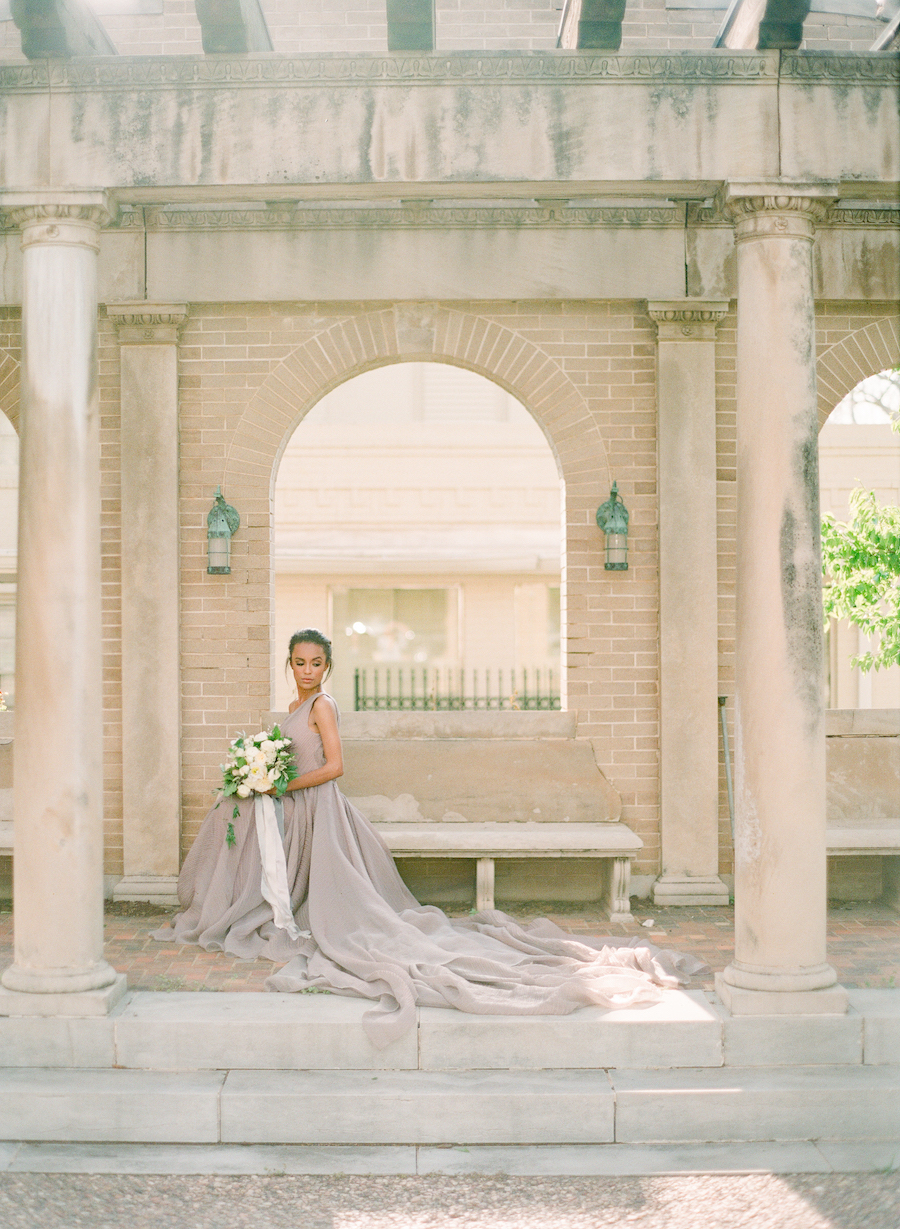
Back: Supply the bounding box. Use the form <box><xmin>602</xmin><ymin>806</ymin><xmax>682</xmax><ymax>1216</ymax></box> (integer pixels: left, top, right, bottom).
<box><xmin>353</xmin><ymin>667</ymin><xmax>561</xmax><ymax>712</ymax></box>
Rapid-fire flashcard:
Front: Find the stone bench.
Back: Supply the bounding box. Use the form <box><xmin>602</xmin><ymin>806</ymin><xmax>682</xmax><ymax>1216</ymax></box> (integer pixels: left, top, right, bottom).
<box><xmin>825</xmin><ymin>709</ymin><xmax>900</xmax><ymax>906</ymax></box>
<box><xmin>371</xmin><ymin>816</ymin><xmax>642</xmax><ymax>918</ymax></box>
<box><xmin>315</xmin><ymin>709</ymin><xmax>641</xmax><ymax>922</ymax></box>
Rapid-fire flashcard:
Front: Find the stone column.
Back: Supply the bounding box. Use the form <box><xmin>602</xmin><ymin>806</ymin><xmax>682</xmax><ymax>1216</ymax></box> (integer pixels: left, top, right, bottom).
<box><xmin>0</xmin><ymin>196</ymin><xmax>126</xmax><ymax>1014</ymax></box>
<box><xmin>107</xmin><ymin>305</ymin><xmax>187</xmax><ymax>907</ymax></box>
<box><xmin>648</xmin><ymin>302</ymin><xmax>731</xmax><ymax>907</ymax></box>
<box><xmin>716</xmin><ymin>189</ymin><xmax>847</xmax><ymax>1015</ymax></box>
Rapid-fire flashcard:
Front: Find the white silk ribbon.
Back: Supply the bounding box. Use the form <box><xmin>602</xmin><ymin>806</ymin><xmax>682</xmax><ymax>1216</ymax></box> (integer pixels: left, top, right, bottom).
<box><xmin>254</xmin><ymin>792</ymin><xmax>302</xmax><ymax>939</ymax></box>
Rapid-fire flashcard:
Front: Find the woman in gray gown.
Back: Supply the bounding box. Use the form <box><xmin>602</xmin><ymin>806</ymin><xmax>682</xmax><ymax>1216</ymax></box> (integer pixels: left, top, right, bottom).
<box><xmin>155</xmin><ymin>628</ymin><xmax>704</xmax><ymax>1048</ymax></box>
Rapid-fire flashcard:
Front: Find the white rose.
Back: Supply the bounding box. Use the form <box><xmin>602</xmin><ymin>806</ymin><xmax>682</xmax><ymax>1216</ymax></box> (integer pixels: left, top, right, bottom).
<box><xmin>261</xmin><ymin>740</ymin><xmax>275</xmax><ymax>754</ymax></box>
<box><xmin>254</xmin><ymin>733</ymin><xmax>268</xmax><ymax>743</ymax></box>
<box><xmin>236</xmin><ymin>784</ymin><xmax>251</xmax><ymax>798</ymax></box>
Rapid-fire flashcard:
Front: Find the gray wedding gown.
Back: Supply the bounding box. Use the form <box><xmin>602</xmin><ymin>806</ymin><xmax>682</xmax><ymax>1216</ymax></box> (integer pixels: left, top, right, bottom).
<box><xmin>154</xmin><ymin>692</ymin><xmax>706</xmax><ymax>1047</ymax></box>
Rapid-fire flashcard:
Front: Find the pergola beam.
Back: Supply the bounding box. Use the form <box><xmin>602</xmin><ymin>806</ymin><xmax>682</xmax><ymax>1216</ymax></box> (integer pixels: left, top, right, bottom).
<box><xmin>194</xmin><ymin>0</ymin><xmax>273</xmax><ymax>54</ymax></box>
<box><xmin>557</xmin><ymin>0</ymin><xmax>627</xmax><ymax>52</ymax></box>
<box><xmin>11</xmin><ymin>0</ymin><xmax>116</xmax><ymax>58</ymax></box>
<box><xmin>386</xmin><ymin>0</ymin><xmax>435</xmax><ymax>51</ymax></box>
<box><xmin>714</xmin><ymin>0</ymin><xmax>811</xmax><ymax>49</ymax></box>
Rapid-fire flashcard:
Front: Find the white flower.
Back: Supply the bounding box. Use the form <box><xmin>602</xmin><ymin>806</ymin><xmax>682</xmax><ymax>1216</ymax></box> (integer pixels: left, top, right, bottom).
<box><xmin>236</xmin><ymin>784</ymin><xmax>251</xmax><ymax>798</ymax></box>
<box><xmin>260</xmin><ymin>740</ymin><xmax>275</xmax><ymax>754</ymax></box>
<box><xmin>254</xmin><ymin>732</ymin><xmax>268</xmax><ymax>743</ymax></box>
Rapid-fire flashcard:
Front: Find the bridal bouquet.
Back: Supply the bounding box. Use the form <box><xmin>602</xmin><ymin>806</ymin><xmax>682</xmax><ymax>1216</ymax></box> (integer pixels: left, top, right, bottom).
<box><xmin>220</xmin><ymin>726</ymin><xmax>297</xmax><ymax>846</ymax></box>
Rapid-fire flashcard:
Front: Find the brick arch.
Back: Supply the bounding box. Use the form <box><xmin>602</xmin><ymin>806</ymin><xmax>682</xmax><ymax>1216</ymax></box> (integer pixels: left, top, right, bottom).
<box><xmin>816</xmin><ymin>315</ymin><xmax>900</xmax><ymax>429</ymax></box>
<box><xmin>0</xmin><ymin>351</ymin><xmax>20</xmax><ymax>431</ymax></box>
<box><xmin>223</xmin><ymin>306</ymin><xmax>610</xmax><ymax>499</ymax></box>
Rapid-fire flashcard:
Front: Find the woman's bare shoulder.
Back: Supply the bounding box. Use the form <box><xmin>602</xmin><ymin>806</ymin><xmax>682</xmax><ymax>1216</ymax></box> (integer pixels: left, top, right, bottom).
<box><xmin>309</xmin><ymin>692</ymin><xmax>339</xmax><ymax>725</ymax></box>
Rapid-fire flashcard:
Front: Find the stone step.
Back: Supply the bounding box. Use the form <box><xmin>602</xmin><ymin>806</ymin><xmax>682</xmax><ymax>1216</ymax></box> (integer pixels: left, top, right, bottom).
<box><xmin>0</xmin><ymin>1065</ymin><xmax>897</xmax><ymax>1146</ymax></box>
<box><xmin>2</xmin><ymin>988</ymin><xmax>895</xmax><ymax>1070</ymax></box>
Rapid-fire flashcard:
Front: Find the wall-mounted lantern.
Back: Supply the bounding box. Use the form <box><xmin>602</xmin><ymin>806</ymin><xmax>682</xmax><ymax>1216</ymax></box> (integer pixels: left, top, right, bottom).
<box><xmin>596</xmin><ymin>481</ymin><xmax>629</xmax><ymax>571</ymax></box>
<box><xmin>207</xmin><ymin>486</ymin><xmax>240</xmax><ymax>575</ymax></box>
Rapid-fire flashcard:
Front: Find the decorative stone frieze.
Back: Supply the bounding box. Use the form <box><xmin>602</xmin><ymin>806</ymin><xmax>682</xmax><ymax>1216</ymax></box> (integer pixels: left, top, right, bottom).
<box><xmin>780</xmin><ymin>52</ymin><xmax>900</xmax><ymax>83</ymax></box>
<box><xmin>108</xmin><ymin>203</ymin><xmax>682</xmax><ymax>232</ymax></box>
<box><xmin>0</xmin><ymin>49</ymin><xmax>892</xmax><ymax>93</ymax></box>
<box><xmin>0</xmin><ymin>51</ymin><xmax>783</xmax><ymax>91</ymax></box>
<box><xmin>107</xmin><ymin>304</ymin><xmax>188</xmax><ymax>346</ymax></box>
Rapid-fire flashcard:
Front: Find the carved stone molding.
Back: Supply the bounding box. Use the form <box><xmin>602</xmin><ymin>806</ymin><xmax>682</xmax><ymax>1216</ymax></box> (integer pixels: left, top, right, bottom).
<box><xmin>107</xmin><ymin>303</ymin><xmax>189</xmax><ymax>345</ymax></box>
<box><xmin>110</xmin><ymin>202</ymin><xmax>682</xmax><ymax>233</ymax></box>
<box><xmin>647</xmin><ymin>300</ymin><xmax>729</xmax><ymax>340</ymax></box>
<box><xmin>1</xmin><ymin>51</ymin><xmax>894</xmax><ymax>94</ymax></box>
<box><xmin>690</xmin><ymin>198</ymin><xmax>898</xmax><ymax>229</ymax></box>
<box><xmin>780</xmin><ymin>53</ymin><xmax>900</xmax><ymax>84</ymax></box>
<box><xmin>828</xmin><ymin>206</ymin><xmax>900</xmax><ymax>227</ymax></box>
<box><xmin>0</xmin><ymin>51</ymin><xmax>782</xmax><ymax>92</ymax></box>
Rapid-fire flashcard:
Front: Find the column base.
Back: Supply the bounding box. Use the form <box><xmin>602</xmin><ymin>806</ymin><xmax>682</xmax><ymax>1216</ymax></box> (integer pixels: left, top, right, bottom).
<box><xmin>652</xmin><ymin>875</ymin><xmax>731</xmax><ymax>906</ymax></box>
<box><xmin>0</xmin><ymin>972</ymin><xmax>128</xmax><ymax>1017</ymax></box>
<box><xmin>715</xmin><ymin>971</ymin><xmax>849</xmax><ymax>1016</ymax></box>
<box><xmin>112</xmin><ymin>875</ymin><xmax>180</xmax><ymax>906</ymax></box>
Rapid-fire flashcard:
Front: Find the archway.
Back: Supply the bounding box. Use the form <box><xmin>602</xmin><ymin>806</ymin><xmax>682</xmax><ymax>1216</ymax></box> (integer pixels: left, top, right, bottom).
<box><xmin>819</xmin><ymin>365</ymin><xmax>900</xmax><ymax>711</ymax></box>
<box><xmin>272</xmin><ymin>361</ymin><xmax>563</xmax><ymax>714</ymax></box>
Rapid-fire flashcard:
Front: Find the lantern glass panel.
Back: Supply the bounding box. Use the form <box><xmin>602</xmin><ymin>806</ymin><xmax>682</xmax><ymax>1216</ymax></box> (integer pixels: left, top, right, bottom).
<box><xmin>208</xmin><ymin>534</ymin><xmax>231</xmax><ymax>574</ymax></box>
<box><xmin>605</xmin><ymin>532</ymin><xmax>628</xmax><ymax>571</ymax></box>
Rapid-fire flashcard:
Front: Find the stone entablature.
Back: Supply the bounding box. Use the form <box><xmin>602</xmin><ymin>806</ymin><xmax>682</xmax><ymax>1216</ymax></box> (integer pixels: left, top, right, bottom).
<box><xmin>0</xmin><ymin>54</ymin><xmax>896</xmax><ymax>199</ymax></box>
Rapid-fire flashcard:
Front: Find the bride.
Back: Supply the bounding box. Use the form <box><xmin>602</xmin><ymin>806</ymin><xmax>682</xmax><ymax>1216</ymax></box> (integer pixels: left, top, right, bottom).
<box><xmin>155</xmin><ymin>628</ymin><xmax>704</xmax><ymax>1047</ymax></box>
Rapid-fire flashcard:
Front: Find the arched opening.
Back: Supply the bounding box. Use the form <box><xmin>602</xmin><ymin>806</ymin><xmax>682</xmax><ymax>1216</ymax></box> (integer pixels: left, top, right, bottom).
<box><xmin>819</xmin><ymin>366</ymin><xmax>900</xmax><ymax>711</ymax></box>
<box><xmin>272</xmin><ymin>362</ymin><xmax>563</xmax><ymax>714</ymax></box>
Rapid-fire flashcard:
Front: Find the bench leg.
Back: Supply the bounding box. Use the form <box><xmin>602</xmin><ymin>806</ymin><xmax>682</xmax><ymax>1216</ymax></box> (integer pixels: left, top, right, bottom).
<box><xmin>476</xmin><ymin>857</ymin><xmax>495</xmax><ymax>912</ymax></box>
<box><xmin>608</xmin><ymin>857</ymin><xmax>634</xmax><ymax>923</ymax></box>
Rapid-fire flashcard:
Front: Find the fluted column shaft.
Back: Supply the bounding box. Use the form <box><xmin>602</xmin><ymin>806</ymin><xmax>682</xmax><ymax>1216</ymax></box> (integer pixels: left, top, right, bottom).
<box><xmin>649</xmin><ymin>302</ymin><xmax>730</xmax><ymax>908</ymax></box>
<box><xmin>108</xmin><ymin>306</ymin><xmax>187</xmax><ymax>906</ymax></box>
<box><xmin>716</xmin><ymin>190</ymin><xmax>846</xmax><ymax>1015</ymax></box>
<box><xmin>0</xmin><ymin>198</ymin><xmax>125</xmax><ymax>1009</ymax></box>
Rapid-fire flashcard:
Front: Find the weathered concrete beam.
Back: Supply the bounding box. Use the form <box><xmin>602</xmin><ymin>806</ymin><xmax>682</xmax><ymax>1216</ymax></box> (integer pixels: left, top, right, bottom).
<box><xmin>386</xmin><ymin>0</ymin><xmax>435</xmax><ymax>51</ymax></box>
<box><xmin>558</xmin><ymin>0</ymin><xmax>627</xmax><ymax>51</ymax></box>
<box><xmin>0</xmin><ymin>54</ymin><xmax>895</xmax><ymax>195</ymax></box>
<box><xmin>194</xmin><ymin>0</ymin><xmax>273</xmax><ymax>54</ymax></box>
<box><xmin>10</xmin><ymin>0</ymin><xmax>116</xmax><ymax>58</ymax></box>
<box><xmin>715</xmin><ymin>0</ymin><xmax>811</xmax><ymax>49</ymax></box>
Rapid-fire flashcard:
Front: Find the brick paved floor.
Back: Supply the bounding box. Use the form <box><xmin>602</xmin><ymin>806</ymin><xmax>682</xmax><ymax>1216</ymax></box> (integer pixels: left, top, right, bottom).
<box><xmin>0</xmin><ymin>899</ymin><xmax>897</xmax><ymax>993</ymax></box>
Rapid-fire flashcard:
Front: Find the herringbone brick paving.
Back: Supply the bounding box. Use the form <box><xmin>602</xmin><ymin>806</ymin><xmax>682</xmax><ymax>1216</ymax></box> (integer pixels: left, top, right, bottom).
<box><xmin>1</xmin><ymin>900</ymin><xmax>897</xmax><ymax>993</ymax></box>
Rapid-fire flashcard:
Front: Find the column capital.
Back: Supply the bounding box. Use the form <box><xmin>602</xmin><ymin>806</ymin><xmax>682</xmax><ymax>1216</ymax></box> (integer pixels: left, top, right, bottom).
<box><xmin>0</xmin><ymin>191</ymin><xmax>117</xmax><ymax>251</ymax></box>
<box><xmin>721</xmin><ymin>183</ymin><xmax>838</xmax><ymax>241</ymax></box>
<box><xmin>107</xmin><ymin>302</ymin><xmax>189</xmax><ymax>345</ymax></box>
<box><xmin>647</xmin><ymin>300</ymin><xmax>730</xmax><ymax>340</ymax></box>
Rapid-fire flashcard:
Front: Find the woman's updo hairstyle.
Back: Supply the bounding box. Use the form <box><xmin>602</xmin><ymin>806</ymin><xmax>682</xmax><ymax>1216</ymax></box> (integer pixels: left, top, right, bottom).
<box><xmin>286</xmin><ymin>628</ymin><xmax>334</xmax><ymax>680</ymax></box>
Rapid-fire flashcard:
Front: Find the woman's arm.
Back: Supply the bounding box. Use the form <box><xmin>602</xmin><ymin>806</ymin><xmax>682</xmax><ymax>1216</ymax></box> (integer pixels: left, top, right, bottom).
<box><xmin>282</xmin><ymin>695</ymin><xmax>343</xmax><ymax>791</ymax></box>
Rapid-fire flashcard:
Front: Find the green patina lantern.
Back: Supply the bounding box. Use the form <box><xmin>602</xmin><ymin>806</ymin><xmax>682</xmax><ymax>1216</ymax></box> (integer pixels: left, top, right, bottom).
<box><xmin>596</xmin><ymin>481</ymin><xmax>629</xmax><ymax>571</ymax></box>
<box><xmin>207</xmin><ymin>486</ymin><xmax>240</xmax><ymax>575</ymax></box>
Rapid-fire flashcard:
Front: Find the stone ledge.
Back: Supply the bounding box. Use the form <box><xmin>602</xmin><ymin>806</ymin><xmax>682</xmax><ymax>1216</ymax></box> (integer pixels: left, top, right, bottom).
<box><xmin>2</xmin><ymin>989</ymin><xmax>898</xmax><ymax>1070</ymax></box>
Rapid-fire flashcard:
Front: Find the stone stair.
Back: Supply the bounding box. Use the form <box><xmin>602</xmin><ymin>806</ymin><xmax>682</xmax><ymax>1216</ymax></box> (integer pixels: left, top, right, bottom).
<box><xmin>0</xmin><ymin>988</ymin><xmax>897</xmax><ymax>1147</ymax></box>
